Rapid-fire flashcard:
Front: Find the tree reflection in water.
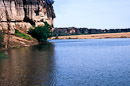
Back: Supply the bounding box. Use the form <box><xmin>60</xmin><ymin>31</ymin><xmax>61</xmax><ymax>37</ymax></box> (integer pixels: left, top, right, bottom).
<box><xmin>0</xmin><ymin>43</ymin><xmax>56</xmax><ymax>86</ymax></box>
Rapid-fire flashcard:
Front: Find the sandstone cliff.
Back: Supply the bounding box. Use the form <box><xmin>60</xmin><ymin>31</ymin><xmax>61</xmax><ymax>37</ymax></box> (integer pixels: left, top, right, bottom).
<box><xmin>54</xmin><ymin>27</ymin><xmax>130</xmax><ymax>36</ymax></box>
<box><xmin>0</xmin><ymin>0</ymin><xmax>55</xmax><ymax>49</ymax></box>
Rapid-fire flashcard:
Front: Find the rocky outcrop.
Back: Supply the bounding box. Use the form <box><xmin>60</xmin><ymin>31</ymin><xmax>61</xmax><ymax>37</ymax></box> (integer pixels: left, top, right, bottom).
<box><xmin>0</xmin><ymin>0</ymin><xmax>55</xmax><ymax>33</ymax></box>
<box><xmin>4</xmin><ymin>34</ymin><xmax>38</xmax><ymax>48</ymax></box>
<box><xmin>53</xmin><ymin>27</ymin><xmax>130</xmax><ymax>36</ymax></box>
<box><xmin>0</xmin><ymin>0</ymin><xmax>55</xmax><ymax>49</ymax></box>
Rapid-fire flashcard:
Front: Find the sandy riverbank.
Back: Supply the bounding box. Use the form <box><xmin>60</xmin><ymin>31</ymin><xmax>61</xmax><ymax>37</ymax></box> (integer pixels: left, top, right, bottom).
<box><xmin>50</xmin><ymin>32</ymin><xmax>130</xmax><ymax>39</ymax></box>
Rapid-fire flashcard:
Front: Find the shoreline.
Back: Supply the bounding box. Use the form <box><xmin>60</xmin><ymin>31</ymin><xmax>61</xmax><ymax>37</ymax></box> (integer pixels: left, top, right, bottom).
<box><xmin>50</xmin><ymin>32</ymin><xmax>130</xmax><ymax>39</ymax></box>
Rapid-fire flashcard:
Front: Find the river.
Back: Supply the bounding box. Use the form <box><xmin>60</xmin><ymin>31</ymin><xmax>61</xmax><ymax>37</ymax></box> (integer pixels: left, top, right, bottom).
<box><xmin>0</xmin><ymin>38</ymin><xmax>130</xmax><ymax>86</ymax></box>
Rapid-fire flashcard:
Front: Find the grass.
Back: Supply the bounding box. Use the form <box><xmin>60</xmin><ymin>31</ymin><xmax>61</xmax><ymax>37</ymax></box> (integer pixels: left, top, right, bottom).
<box><xmin>0</xmin><ymin>52</ymin><xmax>8</xmax><ymax>59</ymax></box>
<box><xmin>15</xmin><ymin>29</ymin><xmax>31</xmax><ymax>40</ymax></box>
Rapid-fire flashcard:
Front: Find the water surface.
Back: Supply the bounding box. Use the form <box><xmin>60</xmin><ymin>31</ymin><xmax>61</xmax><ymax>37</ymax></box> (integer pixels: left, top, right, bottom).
<box><xmin>0</xmin><ymin>38</ymin><xmax>130</xmax><ymax>86</ymax></box>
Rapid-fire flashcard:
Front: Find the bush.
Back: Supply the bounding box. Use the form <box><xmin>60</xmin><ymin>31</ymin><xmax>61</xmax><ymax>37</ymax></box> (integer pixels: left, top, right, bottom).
<box><xmin>0</xmin><ymin>31</ymin><xmax>4</xmax><ymax>48</ymax></box>
<box><xmin>29</xmin><ymin>22</ymin><xmax>52</xmax><ymax>43</ymax></box>
<box><xmin>15</xmin><ymin>29</ymin><xmax>31</xmax><ymax>40</ymax></box>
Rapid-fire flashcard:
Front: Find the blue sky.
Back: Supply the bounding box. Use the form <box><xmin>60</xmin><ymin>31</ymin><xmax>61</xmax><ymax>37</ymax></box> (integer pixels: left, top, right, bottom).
<box><xmin>53</xmin><ymin>0</ymin><xmax>130</xmax><ymax>29</ymax></box>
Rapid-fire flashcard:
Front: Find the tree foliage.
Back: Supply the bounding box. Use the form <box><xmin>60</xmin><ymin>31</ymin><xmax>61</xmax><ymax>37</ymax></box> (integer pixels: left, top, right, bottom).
<box><xmin>29</xmin><ymin>22</ymin><xmax>52</xmax><ymax>43</ymax></box>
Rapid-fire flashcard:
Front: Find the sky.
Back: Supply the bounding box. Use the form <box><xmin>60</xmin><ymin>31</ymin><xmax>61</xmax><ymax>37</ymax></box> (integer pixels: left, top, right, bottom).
<box><xmin>53</xmin><ymin>0</ymin><xmax>130</xmax><ymax>29</ymax></box>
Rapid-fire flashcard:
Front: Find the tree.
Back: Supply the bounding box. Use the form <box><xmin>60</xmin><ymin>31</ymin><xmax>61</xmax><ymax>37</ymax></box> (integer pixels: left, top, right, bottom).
<box><xmin>29</xmin><ymin>22</ymin><xmax>52</xmax><ymax>43</ymax></box>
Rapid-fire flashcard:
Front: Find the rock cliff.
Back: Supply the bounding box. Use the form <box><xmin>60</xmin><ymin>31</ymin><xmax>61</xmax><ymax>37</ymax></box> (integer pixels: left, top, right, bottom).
<box><xmin>0</xmin><ymin>0</ymin><xmax>55</xmax><ymax>49</ymax></box>
<box><xmin>54</xmin><ymin>27</ymin><xmax>130</xmax><ymax>36</ymax></box>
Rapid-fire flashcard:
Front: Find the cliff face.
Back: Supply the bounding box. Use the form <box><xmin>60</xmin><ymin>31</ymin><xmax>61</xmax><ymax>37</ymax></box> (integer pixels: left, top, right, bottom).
<box><xmin>0</xmin><ymin>0</ymin><xmax>55</xmax><ymax>33</ymax></box>
<box><xmin>0</xmin><ymin>0</ymin><xmax>55</xmax><ymax>48</ymax></box>
<box><xmin>53</xmin><ymin>27</ymin><xmax>130</xmax><ymax>36</ymax></box>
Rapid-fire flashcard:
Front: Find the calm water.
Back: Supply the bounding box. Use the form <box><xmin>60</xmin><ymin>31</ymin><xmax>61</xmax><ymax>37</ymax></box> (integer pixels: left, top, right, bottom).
<box><xmin>1</xmin><ymin>38</ymin><xmax>130</xmax><ymax>86</ymax></box>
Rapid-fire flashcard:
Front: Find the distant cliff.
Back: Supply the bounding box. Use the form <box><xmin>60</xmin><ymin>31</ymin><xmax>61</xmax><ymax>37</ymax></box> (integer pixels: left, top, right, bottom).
<box><xmin>0</xmin><ymin>0</ymin><xmax>55</xmax><ymax>49</ymax></box>
<box><xmin>53</xmin><ymin>27</ymin><xmax>130</xmax><ymax>36</ymax></box>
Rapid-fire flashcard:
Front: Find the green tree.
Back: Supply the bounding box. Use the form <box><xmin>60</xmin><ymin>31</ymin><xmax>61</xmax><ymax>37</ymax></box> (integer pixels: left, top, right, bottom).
<box><xmin>29</xmin><ymin>22</ymin><xmax>52</xmax><ymax>43</ymax></box>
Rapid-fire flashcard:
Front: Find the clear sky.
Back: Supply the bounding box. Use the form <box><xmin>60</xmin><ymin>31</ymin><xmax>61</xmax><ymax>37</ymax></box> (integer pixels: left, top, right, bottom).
<box><xmin>53</xmin><ymin>0</ymin><xmax>130</xmax><ymax>29</ymax></box>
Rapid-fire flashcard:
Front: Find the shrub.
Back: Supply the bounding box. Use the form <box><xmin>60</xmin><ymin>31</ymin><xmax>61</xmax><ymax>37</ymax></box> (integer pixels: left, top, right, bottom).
<box><xmin>29</xmin><ymin>22</ymin><xmax>52</xmax><ymax>43</ymax></box>
<box><xmin>15</xmin><ymin>29</ymin><xmax>31</xmax><ymax>40</ymax></box>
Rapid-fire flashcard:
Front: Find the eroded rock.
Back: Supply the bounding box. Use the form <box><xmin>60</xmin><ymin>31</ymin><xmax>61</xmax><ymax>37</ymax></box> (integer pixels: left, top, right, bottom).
<box><xmin>0</xmin><ymin>0</ymin><xmax>55</xmax><ymax>49</ymax></box>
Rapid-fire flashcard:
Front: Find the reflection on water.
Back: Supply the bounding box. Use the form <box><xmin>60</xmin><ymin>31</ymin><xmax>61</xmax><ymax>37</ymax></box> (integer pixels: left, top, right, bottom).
<box><xmin>0</xmin><ymin>52</ymin><xmax>8</xmax><ymax>60</ymax></box>
<box><xmin>0</xmin><ymin>43</ymin><xmax>55</xmax><ymax>86</ymax></box>
<box><xmin>1</xmin><ymin>39</ymin><xmax>130</xmax><ymax>86</ymax></box>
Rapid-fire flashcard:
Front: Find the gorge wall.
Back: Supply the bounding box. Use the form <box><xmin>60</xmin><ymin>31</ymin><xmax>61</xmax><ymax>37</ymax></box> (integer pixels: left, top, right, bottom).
<box><xmin>0</xmin><ymin>0</ymin><xmax>55</xmax><ymax>48</ymax></box>
<box><xmin>54</xmin><ymin>27</ymin><xmax>130</xmax><ymax>36</ymax></box>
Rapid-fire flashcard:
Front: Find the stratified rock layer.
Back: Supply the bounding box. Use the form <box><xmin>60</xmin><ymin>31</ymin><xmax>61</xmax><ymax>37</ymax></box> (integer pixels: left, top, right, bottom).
<box><xmin>0</xmin><ymin>0</ymin><xmax>55</xmax><ymax>48</ymax></box>
<box><xmin>0</xmin><ymin>0</ymin><xmax>55</xmax><ymax>33</ymax></box>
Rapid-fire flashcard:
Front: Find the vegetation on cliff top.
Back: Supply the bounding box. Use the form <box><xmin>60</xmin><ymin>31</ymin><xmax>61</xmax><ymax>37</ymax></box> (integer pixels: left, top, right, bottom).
<box><xmin>29</xmin><ymin>22</ymin><xmax>52</xmax><ymax>43</ymax></box>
